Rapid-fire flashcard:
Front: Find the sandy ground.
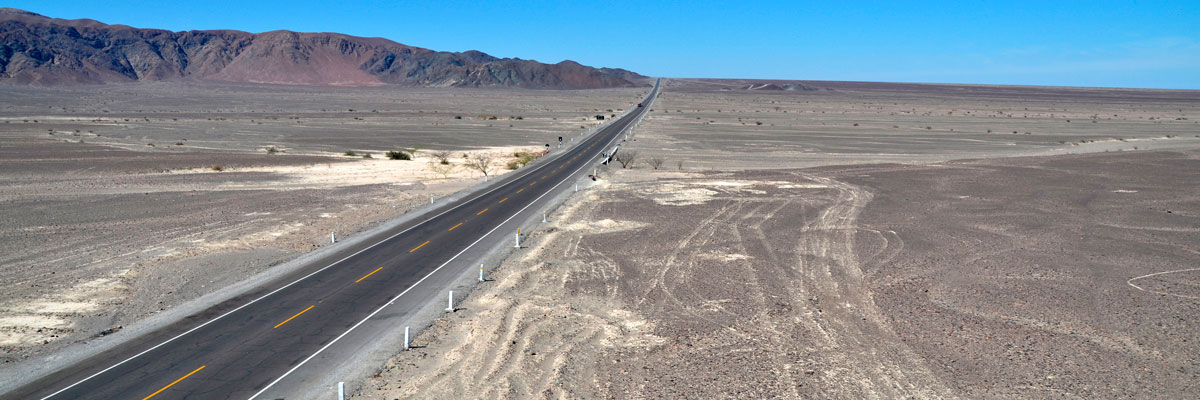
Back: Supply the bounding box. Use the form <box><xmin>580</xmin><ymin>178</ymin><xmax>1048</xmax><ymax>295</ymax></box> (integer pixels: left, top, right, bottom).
<box><xmin>634</xmin><ymin>78</ymin><xmax>1200</xmax><ymax>169</ymax></box>
<box><xmin>0</xmin><ymin>81</ymin><xmax>644</xmax><ymax>155</ymax></box>
<box><xmin>0</xmin><ymin>83</ymin><xmax>643</xmax><ymax>366</ymax></box>
<box><xmin>356</xmin><ymin>80</ymin><xmax>1200</xmax><ymax>398</ymax></box>
<box><xmin>358</xmin><ymin>151</ymin><xmax>1200</xmax><ymax>399</ymax></box>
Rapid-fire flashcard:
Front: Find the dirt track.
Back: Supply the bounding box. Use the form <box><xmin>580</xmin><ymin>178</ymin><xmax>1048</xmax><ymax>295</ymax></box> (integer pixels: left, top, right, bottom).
<box><xmin>357</xmin><ymin>167</ymin><xmax>956</xmax><ymax>398</ymax></box>
<box><xmin>358</xmin><ymin>149</ymin><xmax>1199</xmax><ymax>398</ymax></box>
<box><xmin>356</xmin><ymin>81</ymin><xmax>1200</xmax><ymax>398</ymax></box>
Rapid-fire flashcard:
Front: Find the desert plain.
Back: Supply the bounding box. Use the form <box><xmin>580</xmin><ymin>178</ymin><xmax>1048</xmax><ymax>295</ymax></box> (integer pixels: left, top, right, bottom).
<box><xmin>0</xmin><ymin>82</ymin><xmax>643</xmax><ymax>366</ymax></box>
<box><xmin>354</xmin><ymin>79</ymin><xmax>1200</xmax><ymax>398</ymax></box>
<box><xmin>2</xmin><ymin>78</ymin><xmax>1199</xmax><ymax>399</ymax></box>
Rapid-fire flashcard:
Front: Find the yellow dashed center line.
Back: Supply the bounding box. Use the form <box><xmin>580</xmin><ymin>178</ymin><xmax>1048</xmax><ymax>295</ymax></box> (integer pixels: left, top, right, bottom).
<box><xmin>355</xmin><ymin>267</ymin><xmax>383</xmax><ymax>283</ymax></box>
<box><xmin>517</xmin><ymin>188</ymin><xmax>525</xmax><ymax>193</ymax></box>
<box><xmin>274</xmin><ymin>305</ymin><xmax>315</xmax><ymax>329</ymax></box>
<box><xmin>142</xmin><ymin>365</ymin><xmax>206</xmax><ymax>400</ymax></box>
<box><xmin>477</xmin><ymin>208</ymin><xmax>488</xmax><ymax>215</ymax></box>
<box><xmin>448</xmin><ymin>222</ymin><xmax>463</xmax><ymax>231</ymax></box>
<box><xmin>529</xmin><ymin>182</ymin><xmax>536</xmax><ymax>187</ymax></box>
<box><xmin>410</xmin><ymin>240</ymin><xmax>431</xmax><ymax>252</ymax></box>
<box><xmin>499</xmin><ymin>197</ymin><xmax>508</xmax><ymax>203</ymax></box>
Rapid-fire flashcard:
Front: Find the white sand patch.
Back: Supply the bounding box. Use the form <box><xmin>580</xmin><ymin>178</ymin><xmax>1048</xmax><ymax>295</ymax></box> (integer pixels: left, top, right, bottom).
<box><xmin>200</xmin><ymin>223</ymin><xmax>305</xmax><ymax>252</ymax></box>
<box><xmin>648</xmin><ymin>185</ymin><xmax>719</xmax><ymax>206</ymax></box>
<box><xmin>762</xmin><ymin>180</ymin><xmax>831</xmax><ymax>189</ymax></box>
<box><xmin>16</xmin><ymin>301</ymin><xmax>97</xmax><ymax>314</ymax></box>
<box><xmin>690</xmin><ymin>180</ymin><xmax>767</xmax><ymax>194</ymax></box>
<box><xmin>0</xmin><ymin>316</ymin><xmax>72</xmax><ymax>346</ymax></box>
<box><xmin>723</xmin><ymin>253</ymin><xmax>753</xmax><ymax>261</ymax></box>
<box><xmin>601</xmin><ymin>309</ymin><xmax>665</xmax><ymax>348</ymax></box>
<box><xmin>697</xmin><ymin>180</ymin><xmax>753</xmax><ymax>187</ymax></box>
<box><xmin>697</xmin><ymin>252</ymin><xmax>754</xmax><ymax>262</ymax></box>
<box><xmin>180</xmin><ymin>145</ymin><xmax>543</xmax><ymax>190</ymax></box>
<box><xmin>0</xmin><ymin>276</ymin><xmax>128</xmax><ymax>345</ymax></box>
<box><xmin>776</xmin><ymin>184</ymin><xmax>830</xmax><ymax>189</ymax></box>
<box><xmin>560</xmin><ymin>218</ymin><xmax>650</xmax><ymax>234</ymax></box>
<box><xmin>642</xmin><ymin>180</ymin><xmax>786</xmax><ymax>206</ymax></box>
<box><xmin>0</xmin><ymin>315</ymin><xmax>71</xmax><ymax>329</ymax></box>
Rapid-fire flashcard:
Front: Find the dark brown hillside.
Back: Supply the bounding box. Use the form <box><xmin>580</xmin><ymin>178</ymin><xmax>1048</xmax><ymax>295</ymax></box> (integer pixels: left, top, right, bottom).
<box><xmin>0</xmin><ymin>8</ymin><xmax>645</xmax><ymax>88</ymax></box>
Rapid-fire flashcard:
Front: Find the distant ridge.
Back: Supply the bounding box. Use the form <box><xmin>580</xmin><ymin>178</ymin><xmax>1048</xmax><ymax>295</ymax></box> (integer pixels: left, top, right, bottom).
<box><xmin>0</xmin><ymin>8</ymin><xmax>646</xmax><ymax>88</ymax></box>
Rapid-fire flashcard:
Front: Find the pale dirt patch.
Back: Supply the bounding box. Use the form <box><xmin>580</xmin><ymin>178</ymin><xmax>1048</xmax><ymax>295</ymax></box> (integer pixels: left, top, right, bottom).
<box><xmin>639</xmin><ymin>179</ymin><xmax>775</xmax><ymax>206</ymax></box>
<box><xmin>356</xmin><ymin>169</ymin><xmax>952</xmax><ymax>399</ymax></box>
<box><xmin>0</xmin><ymin>275</ymin><xmax>128</xmax><ymax>346</ymax></box>
<box><xmin>180</xmin><ymin>145</ymin><xmax>545</xmax><ymax>190</ymax></box>
<box><xmin>559</xmin><ymin>218</ymin><xmax>650</xmax><ymax>235</ymax></box>
<box><xmin>354</xmin><ymin>182</ymin><xmax>665</xmax><ymax>399</ymax></box>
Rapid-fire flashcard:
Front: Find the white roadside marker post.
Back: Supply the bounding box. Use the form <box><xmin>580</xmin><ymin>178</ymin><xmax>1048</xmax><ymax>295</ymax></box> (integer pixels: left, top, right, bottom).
<box><xmin>338</xmin><ymin>382</ymin><xmax>345</xmax><ymax>400</ymax></box>
<box><xmin>330</xmin><ymin>232</ymin><xmax>336</xmax><ymax>244</ymax></box>
<box><xmin>446</xmin><ymin>291</ymin><xmax>454</xmax><ymax>312</ymax></box>
<box><xmin>542</xmin><ymin>211</ymin><xmax>547</xmax><ymax>223</ymax></box>
<box><xmin>514</xmin><ymin>228</ymin><xmax>520</xmax><ymax>248</ymax></box>
<box><xmin>429</xmin><ymin>194</ymin><xmax>434</xmax><ymax>204</ymax></box>
<box><xmin>575</xmin><ymin>183</ymin><xmax>578</xmax><ymax>192</ymax></box>
<box><xmin>479</xmin><ymin>264</ymin><xmax>484</xmax><ymax>282</ymax></box>
<box><xmin>404</xmin><ymin>326</ymin><xmax>410</xmax><ymax>349</ymax></box>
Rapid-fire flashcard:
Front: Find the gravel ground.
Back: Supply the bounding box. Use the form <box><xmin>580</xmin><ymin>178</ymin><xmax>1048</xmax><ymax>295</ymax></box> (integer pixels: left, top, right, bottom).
<box><xmin>358</xmin><ymin>150</ymin><xmax>1199</xmax><ymax>399</ymax></box>
<box><xmin>0</xmin><ymin>82</ymin><xmax>644</xmax><ymax>155</ymax></box>
<box><xmin>0</xmin><ymin>83</ymin><xmax>643</xmax><ymax>368</ymax></box>
<box><xmin>636</xmin><ymin>78</ymin><xmax>1200</xmax><ymax>169</ymax></box>
<box><xmin>4</xmin><ymin>79</ymin><xmax>1197</xmax><ymax>397</ymax></box>
<box><xmin>355</xmin><ymin>80</ymin><xmax>1200</xmax><ymax>399</ymax></box>
<box><xmin>825</xmin><ymin>150</ymin><xmax>1200</xmax><ymax>398</ymax></box>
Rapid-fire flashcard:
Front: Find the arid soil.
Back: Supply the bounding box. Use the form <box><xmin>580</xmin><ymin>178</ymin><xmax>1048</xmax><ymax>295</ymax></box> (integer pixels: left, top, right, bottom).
<box><xmin>826</xmin><ymin>151</ymin><xmax>1200</xmax><ymax>398</ymax></box>
<box><xmin>0</xmin><ymin>83</ymin><xmax>642</xmax><ymax>365</ymax></box>
<box><xmin>637</xmin><ymin>79</ymin><xmax>1200</xmax><ymax>169</ymax></box>
<box><xmin>356</xmin><ymin>81</ymin><xmax>1200</xmax><ymax>398</ymax></box>
<box><xmin>0</xmin><ymin>82</ymin><xmax>643</xmax><ymax>154</ymax></box>
<box><xmin>358</xmin><ymin>151</ymin><xmax>1199</xmax><ymax>399</ymax></box>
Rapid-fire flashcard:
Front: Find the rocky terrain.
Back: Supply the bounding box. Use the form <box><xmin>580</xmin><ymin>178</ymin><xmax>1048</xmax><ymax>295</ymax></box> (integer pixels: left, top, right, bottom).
<box><xmin>0</xmin><ymin>8</ymin><xmax>646</xmax><ymax>88</ymax></box>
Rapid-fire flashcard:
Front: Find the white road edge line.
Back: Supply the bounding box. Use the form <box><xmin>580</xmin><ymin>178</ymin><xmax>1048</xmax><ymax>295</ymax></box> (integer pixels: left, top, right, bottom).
<box><xmin>247</xmin><ymin>88</ymin><xmax>656</xmax><ymax>400</ymax></box>
<box><xmin>35</xmin><ymin>89</ymin><xmax>652</xmax><ymax>400</ymax></box>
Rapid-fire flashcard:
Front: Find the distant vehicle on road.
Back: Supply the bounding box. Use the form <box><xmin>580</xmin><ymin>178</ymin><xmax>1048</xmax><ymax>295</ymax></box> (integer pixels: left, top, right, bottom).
<box><xmin>637</xmin><ymin>102</ymin><xmax>643</xmax><ymax>107</ymax></box>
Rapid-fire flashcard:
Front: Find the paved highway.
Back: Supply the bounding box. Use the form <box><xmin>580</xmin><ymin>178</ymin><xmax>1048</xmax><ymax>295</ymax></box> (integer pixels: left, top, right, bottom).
<box><xmin>7</xmin><ymin>79</ymin><xmax>659</xmax><ymax>399</ymax></box>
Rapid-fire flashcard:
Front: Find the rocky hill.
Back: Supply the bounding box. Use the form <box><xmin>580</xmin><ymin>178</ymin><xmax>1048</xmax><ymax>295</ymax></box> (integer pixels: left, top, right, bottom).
<box><xmin>0</xmin><ymin>8</ymin><xmax>645</xmax><ymax>88</ymax></box>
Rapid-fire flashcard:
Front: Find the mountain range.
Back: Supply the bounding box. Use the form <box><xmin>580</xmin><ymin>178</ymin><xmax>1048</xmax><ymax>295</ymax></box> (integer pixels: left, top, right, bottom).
<box><xmin>0</xmin><ymin>8</ymin><xmax>645</xmax><ymax>88</ymax></box>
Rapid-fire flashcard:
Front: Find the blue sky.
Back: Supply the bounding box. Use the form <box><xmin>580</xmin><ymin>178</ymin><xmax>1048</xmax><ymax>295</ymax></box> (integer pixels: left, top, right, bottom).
<box><xmin>10</xmin><ymin>1</ymin><xmax>1200</xmax><ymax>89</ymax></box>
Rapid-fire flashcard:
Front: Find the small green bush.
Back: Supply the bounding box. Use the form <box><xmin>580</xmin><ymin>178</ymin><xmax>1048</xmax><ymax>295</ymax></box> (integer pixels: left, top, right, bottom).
<box><xmin>386</xmin><ymin>151</ymin><xmax>411</xmax><ymax>160</ymax></box>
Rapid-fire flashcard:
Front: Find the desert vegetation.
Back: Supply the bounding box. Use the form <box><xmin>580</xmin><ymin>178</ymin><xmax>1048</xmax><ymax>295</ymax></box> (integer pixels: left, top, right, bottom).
<box><xmin>615</xmin><ymin>150</ymin><xmax>638</xmax><ymax>168</ymax></box>
<box><xmin>465</xmin><ymin>155</ymin><xmax>494</xmax><ymax>178</ymax></box>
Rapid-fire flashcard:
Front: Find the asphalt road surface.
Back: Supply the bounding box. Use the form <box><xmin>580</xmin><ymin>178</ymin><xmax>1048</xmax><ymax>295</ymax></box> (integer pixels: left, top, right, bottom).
<box><xmin>7</xmin><ymin>79</ymin><xmax>659</xmax><ymax>400</ymax></box>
